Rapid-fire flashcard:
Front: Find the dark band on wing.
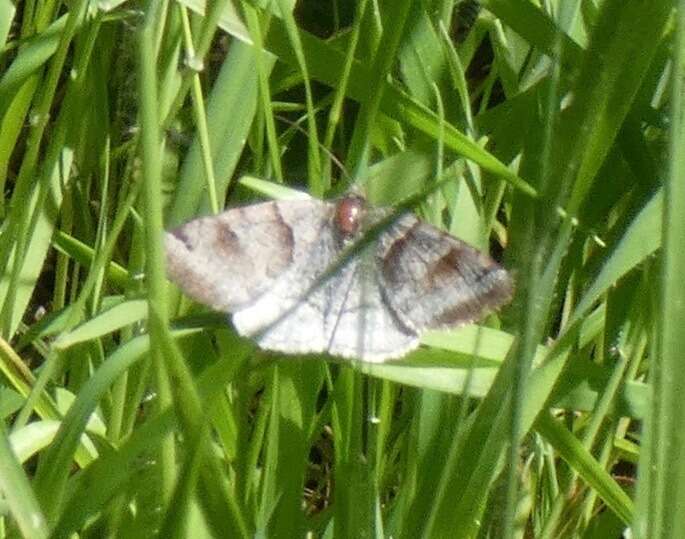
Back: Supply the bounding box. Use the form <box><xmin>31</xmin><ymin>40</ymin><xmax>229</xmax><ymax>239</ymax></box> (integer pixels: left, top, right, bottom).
<box><xmin>378</xmin><ymin>218</ymin><xmax>514</xmax><ymax>330</ymax></box>
<box><xmin>431</xmin><ymin>268</ymin><xmax>513</xmax><ymax>326</ymax></box>
<box><xmin>265</xmin><ymin>203</ymin><xmax>295</xmax><ymax>276</ymax></box>
<box><xmin>426</xmin><ymin>247</ymin><xmax>467</xmax><ymax>287</ymax></box>
<box><xmin>215</xmin><ymin>221</ymin><xmax>240</xmax><ymax>256</ymax></box>
<box><xmin>380</xmin><ymin>219</ymin><xmax>422</xmax><ymax>284</ymax></box>
<box><xmin>170</xmin><ymin>226</ymin><xmax>193</xmax><ymax>249</ymax></box>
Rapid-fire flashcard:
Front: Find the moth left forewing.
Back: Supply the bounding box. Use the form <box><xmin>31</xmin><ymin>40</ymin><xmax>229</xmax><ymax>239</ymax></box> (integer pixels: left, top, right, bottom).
<box><xmin>231</xmin><ymin>201</ymin><xmax>345</xmax><ymax>353</ymax></box>
<box><xmin>376</xmin><ymin>214</ymin><xmax>513</xmax><ymax>331</ymax></box>
<box><xmin>165</xmin><ymin>199</ymin><xmax>332</xmax><ymax>313</ymax></box>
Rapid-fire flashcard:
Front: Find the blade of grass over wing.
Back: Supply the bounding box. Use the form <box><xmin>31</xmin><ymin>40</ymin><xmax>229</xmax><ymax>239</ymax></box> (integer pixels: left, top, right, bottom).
<box><xmin>223</xmin><ymin>175</ymin><xmax>475</xmax><ymax>356</ymax></box>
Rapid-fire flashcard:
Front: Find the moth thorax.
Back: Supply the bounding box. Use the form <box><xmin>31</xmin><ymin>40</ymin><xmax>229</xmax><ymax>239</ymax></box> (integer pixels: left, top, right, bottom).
<box><xmin>334</xmin><ymin>195</ymin><xmax>366</xmax><ymax>242</ymax></box>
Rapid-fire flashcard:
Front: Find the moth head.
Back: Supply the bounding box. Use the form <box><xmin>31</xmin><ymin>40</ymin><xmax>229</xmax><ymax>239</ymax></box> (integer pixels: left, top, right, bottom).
<box><xmin>334</xmin><ymin>195</ymin><xmax>367</xmax><ymax>243</ymax></box>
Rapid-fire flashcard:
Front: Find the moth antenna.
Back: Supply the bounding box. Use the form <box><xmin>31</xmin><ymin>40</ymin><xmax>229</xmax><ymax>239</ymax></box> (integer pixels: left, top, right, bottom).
<box><xmin>275</xmin><ymin>114</ymin><xmax>351</xmax><ymax>181</ymax></box>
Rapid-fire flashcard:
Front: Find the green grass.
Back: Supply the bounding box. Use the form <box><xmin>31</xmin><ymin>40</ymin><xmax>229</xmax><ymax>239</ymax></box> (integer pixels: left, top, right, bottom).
<box><xmin>0</xmin><ymin>0</ymin><xmax>680</xmax><ymax>537</ymax></box>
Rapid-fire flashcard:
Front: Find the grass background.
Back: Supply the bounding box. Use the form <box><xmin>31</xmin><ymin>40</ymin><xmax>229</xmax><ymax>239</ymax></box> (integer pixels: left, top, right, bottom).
<box><xmin>0</xmin><ymin>0</ymin><xmax>681</xmax><ymax>537</ymax></box>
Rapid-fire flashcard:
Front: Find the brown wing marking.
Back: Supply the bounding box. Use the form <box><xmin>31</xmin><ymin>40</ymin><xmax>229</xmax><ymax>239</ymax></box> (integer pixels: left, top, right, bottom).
<box><xmin>377</xmin><ymin>215</ymin><xmax>513</xmax><ymax>331</ymax></box>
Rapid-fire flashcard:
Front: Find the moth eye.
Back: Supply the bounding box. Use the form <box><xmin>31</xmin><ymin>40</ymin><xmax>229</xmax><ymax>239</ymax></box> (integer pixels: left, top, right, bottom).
<box><xmin>334</xmin><ymin>196</ymin><xmax>365</xmax><ymax>238</ymax></box>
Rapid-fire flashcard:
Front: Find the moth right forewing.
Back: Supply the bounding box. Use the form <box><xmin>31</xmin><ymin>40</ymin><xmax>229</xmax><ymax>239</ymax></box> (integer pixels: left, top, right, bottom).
<box><xmin>376</xmin><ymin>215</ymin><xmax>513</xmax><ymax>331</ymax></box>
<box><xmin>165</xmin><ymin>199</ymin><xmax>331</xmax><ymax>313</ymax></box>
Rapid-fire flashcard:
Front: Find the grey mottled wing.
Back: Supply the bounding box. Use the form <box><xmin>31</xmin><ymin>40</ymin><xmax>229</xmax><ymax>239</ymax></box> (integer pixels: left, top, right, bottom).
<box><xmin>166</xmin><ymin>200</ymin><xmax>431</xmax><ymax>361</ymax></box>
<box><xmin>230</xmin><ymin>210</ymin><xmax>338</xmax><ymax>355</ymax></box>
<box><xmin>233</xmin><ymin>230</ymin><xmax>418</xmax><ymax>362</ymax></box>
<box><xmin>165</xmin><ymin>200</ymin><xmax>331</xmax><ymax>313</ymax></box>
<box><xmin>376</xmin><ymin>214</ymin><xmax>513</xmax><ymax>331</ymax></box>
<box><xmin>321</xmin><ymin>251</ymin><xmax>418</xmax><ymax>362</ymax></box>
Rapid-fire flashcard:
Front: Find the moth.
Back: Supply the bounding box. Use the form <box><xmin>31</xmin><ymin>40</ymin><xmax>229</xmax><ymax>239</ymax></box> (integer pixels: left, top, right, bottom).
<box><xmin>165</xmin><ymin>194</ymin><xmax>513</xmax><ymax>362</ymax></box>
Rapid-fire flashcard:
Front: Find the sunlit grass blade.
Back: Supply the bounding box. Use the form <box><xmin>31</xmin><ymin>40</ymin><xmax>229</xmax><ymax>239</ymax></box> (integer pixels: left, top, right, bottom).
<box><xmin>635</xmin><ymin>5</ymin><xmax>685</xmax><ymax>537</ymax></box>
